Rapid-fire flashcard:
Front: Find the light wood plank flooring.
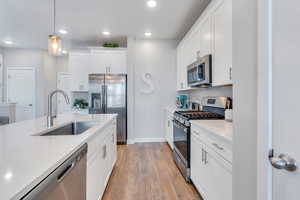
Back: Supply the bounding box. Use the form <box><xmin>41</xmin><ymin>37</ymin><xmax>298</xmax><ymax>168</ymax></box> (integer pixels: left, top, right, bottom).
<box><xmin>102</xmin><ymin>142</ymin><xmax>202</xmax><ymax>200</ymax></box>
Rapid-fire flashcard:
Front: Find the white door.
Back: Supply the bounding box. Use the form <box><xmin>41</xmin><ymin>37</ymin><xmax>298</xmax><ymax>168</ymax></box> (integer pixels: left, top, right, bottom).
<box><xmin>259</xmin><ymin>0</ymin><xmax>300</xmax><ymax>199</ymax></box>
<box><xmin>57</xmin><ymin>72</ymin><xmax>71</xmax><ymax>114</ymax></box>
<box><xmin>7</xmin><ymin>67</ymin><xmax>35</xmax><ymax>121</ymax></box>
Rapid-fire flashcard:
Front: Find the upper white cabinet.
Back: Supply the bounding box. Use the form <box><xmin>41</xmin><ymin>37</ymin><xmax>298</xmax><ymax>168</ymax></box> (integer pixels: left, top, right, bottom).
<box><xmin>69</xmin><ymin>49</ymin><xmax>127</xmax><ymax>91</ymax></box>
<box><xmin>105</xmin><ymin>50</ymin><xmax>127</xmax><ymax>74</ymax></box>
<box><xmin>176</xmin><ymin>45</ymin><xmax>187</xmax><ymax>90</ymax></box>
<box><xmin>90</xmin><ymin>53</ymin><xmax>108</xmax><ymax>74</ymax></box>
<box><xmin>199</xmin><ymin>17</ymin><xmax>212</xmax><ymax>57</ymax></box>
<box><xmin>69</xmin><ymin>53</ymin><xmax>90</xmax><ymax>91</ymax></box>
<box><xmin>176</xmin><ymin>0</ymin><xmax>232</xmax><ymax>91</ymax></box>
<box><xmin>212</xmin><ymin>0</ymin><xmax>232</xmax><ymax>86</ymax></box>
<box><xmin>90</xmin><ymin>50</ymin><xmax>127</xmax><ymax>74</ymax></box>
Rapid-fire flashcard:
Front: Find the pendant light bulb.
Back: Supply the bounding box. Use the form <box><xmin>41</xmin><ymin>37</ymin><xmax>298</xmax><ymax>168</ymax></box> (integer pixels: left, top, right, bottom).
<box><xmin>48</xmin><ymin>35</ymin><xmax>62</xmax><ymax>56</ymax></box>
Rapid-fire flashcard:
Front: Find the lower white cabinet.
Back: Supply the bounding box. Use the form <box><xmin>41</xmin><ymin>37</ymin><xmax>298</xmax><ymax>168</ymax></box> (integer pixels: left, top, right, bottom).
<box><xmin>191</xmin><ymin>127</ymin><xmax>232</xmax><ymax>200</ymax></box>
<box><xmin>87</xmin><ymin>119</ymin><xmax>117</xmax><ymax>200</ymax></box>
<box><xmin>165</xmin><ymin>110</ymin><xmax>174</xmax><ymax>149</ymax></box>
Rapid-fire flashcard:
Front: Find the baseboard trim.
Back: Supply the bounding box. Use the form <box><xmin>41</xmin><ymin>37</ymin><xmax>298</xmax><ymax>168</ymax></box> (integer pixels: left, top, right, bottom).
<box><xmin>127</xmin><ymin>138</ymin><xmax>167</xmax><ymax>144</ymax></box>
<box><xmin>135</xmin><ymin>138</ymin><xmax>166</xmax><ymax>143</ymax></box>
<box><xmin>126</xmin><ymin>139</ymin><xmax>135</xmax><ymax>144</ymax></box>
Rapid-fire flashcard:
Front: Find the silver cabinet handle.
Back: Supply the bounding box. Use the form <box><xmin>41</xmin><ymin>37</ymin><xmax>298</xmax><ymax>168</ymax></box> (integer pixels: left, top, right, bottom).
<box><xmin>269</xmin><ymin>151</ymin><xmax>297</xmax><ymax>172</ymax></box>
<box><xmin>204</xmin><ymin>150</ymin><xmax>208</xmax><ymax>164</ymax></box>
<box><xmin>212</xmin><ymin>143</ymin><xmax>224</xmax><ymax>151</ymax></box>
<box><xmin>102</xmin><ymin>145</ymin><xmax>107</xmax><ymax>159</ymax></box>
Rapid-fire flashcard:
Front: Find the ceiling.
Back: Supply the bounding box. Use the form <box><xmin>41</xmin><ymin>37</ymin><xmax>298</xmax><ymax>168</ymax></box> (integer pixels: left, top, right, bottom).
<box><xmin>0</xmin><ymin>0</ymin><xmax>210</xmax><ymax>49</ymax></box>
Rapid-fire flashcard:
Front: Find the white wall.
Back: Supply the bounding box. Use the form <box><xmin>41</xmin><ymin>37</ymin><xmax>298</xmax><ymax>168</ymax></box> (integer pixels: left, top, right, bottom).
<box><xmin>56</xmin><ymin>56</ymin><xmax>69</xmax><ymax>72</ymax></box>
<box><xmin>127</xmin><ymin>39</ymin><xmax>177</xmax><ymax>142</ymax></box>
<box><xmin>232</xmin><ymin>0</ymin><xmax>257</xmax><ymax>199</ymax></box>
<box><xmin>2</xmin><ymin>48</ymin><xmax>59</xmax><ymax>117</ymax></box>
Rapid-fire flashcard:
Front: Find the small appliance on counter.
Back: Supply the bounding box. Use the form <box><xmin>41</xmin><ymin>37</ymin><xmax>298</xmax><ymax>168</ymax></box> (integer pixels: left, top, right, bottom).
<box><xmin>225</xmin><ymin>97</ymin><xmax>233</xmax><ymax>122</ymax></box>
<box><xmin>176</xmin><ymin>95</ymin><xmax>189</xmax><ymax>109</ymax></box>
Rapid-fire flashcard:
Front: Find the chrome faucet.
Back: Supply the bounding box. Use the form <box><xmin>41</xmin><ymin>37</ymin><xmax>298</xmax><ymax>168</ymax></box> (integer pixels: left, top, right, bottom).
<box><xmin>47</xmin><ymin>89</ymin><xmax>70</xmax><ymax>128</ymax></box>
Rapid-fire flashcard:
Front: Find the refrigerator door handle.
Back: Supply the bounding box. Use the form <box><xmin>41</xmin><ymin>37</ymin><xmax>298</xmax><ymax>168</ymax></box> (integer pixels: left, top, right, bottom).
<box><xmin>101</xmin><ymin>85</ymin><xmax>106</xmax><ymax>113</ymax></box>
<box><xmin>104</xmin><ymin>85</ymin><xmax>108</xmax><ymax>113</ymax></box>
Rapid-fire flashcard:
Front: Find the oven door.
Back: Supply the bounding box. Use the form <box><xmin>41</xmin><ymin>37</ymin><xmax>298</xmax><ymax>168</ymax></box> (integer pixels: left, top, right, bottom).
<box><xmin>173</xmin><ymin>120</ymin><xmax>190</xmax><ymax>167</ymax></box>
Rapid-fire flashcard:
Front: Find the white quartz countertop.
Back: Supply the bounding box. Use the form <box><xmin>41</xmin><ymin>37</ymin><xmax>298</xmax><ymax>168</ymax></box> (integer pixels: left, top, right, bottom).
<box><xmin>190</xmin><ymin>120</ymin><xmax>233</xmax><ymax>143</ymax></box>
<box><xmin>0</xmin><ymin>113</ymin><xmax>117</xmax><ymax>200</ymax></box>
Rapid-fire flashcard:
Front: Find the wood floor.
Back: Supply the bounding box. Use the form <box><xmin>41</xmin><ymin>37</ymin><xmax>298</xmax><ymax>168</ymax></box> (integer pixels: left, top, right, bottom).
<box><xmin>102</xmin><ymin>142</ymin><xmax>203</xmax><ymax>200</ymax></box>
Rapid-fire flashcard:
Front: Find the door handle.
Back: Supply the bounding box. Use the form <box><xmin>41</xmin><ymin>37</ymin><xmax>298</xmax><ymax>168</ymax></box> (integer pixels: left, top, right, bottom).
<box><xmin>269</xmin><ymin>150</ymin><xmax>297</xmax><ymax>172</ymax></box>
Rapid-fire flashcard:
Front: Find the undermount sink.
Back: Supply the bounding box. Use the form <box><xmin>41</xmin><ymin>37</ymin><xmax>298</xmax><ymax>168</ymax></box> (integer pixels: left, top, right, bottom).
<box><xmin>40</xmin><ymin>121</ymin><xmax>98</xmax><ymax>136</ymax></box>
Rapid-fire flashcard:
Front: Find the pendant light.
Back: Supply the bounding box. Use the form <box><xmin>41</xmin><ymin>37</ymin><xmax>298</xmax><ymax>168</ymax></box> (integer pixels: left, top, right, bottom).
<box><xmin>48</xmin><ymin>0</ymin><xmax>62</xmax><ymax>56</ymax></box>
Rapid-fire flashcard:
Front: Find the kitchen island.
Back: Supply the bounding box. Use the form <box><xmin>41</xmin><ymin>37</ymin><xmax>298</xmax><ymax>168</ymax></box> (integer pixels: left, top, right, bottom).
<box><xmin>0</xmin><ymin>113</ymin><xmax>117</xmax><ymax>200</ymax></box>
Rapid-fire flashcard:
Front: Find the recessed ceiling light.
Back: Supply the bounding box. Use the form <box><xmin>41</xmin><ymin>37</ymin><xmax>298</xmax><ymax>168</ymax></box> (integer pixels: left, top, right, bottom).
<box><xmin>145</xmin><ymin>32</ymin><xmax>152</xmax><ymax>37</ymax></box>
<box><xmin>4</xmin><ymin>40</ymin><xmax>13</xmax><ymax>45</ymax></box>
<box><xmin>62</xmin><ymin>49</ymin><xmax>68</xmax><ymax>54</ymax></box>
<box><xmin>58</xmin><ymin>29</ymin><xmax>68</xmax><ymax>34</ymax></box>
<box><xmin>102</xmin><ymin>31</ymin><xmax>110</xmax><ymax>36</ymax></box>
<box><xmin>147</xmin><ymin>0</ymin><xmax>157</xmax><ymax>8</ymax></box>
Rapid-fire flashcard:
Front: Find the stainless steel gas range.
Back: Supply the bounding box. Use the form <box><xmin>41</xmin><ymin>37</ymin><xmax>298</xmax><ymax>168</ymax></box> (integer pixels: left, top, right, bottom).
<box><xmin>172</xmin><ymin>96</ymin><xmax>227</xmax><ymax>182</ymax></box>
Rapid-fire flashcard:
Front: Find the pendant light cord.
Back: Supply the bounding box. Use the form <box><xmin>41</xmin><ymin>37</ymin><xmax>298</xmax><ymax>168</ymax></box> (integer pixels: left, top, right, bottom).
<box><xmin>53</xmin><ymin>0</ymin><xmax>56</xmax><ymax>34</ymax></box>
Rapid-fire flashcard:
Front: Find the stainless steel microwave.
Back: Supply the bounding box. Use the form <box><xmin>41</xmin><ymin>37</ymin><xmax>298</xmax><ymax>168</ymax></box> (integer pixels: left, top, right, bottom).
<box><xmin>187</xmin><ymin>54</ymin><xmax>212</xmax><ymax>87</ymax></box>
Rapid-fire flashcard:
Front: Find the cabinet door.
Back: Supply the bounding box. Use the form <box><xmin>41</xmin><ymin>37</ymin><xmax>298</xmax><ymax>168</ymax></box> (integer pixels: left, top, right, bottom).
<box><xmin>176</xmin><ymin>45</ymin><xmax>184</xmax><ymax>90</ymax></box>
<box><xmin>199</xmin><ymin>17</ymin><xmax>212</xmax><ymax>57</ymax></box>
<box><xmin>87</xmin><ymin>152</ymin><xmax>104</xmax><ymax>200</ymax></box>
<box><xmin>69</xmin><ymin>54</ymin><xmax>90</xmax><ymax>91</ymax></box>
<box><xmin>205</xmin><ymin>146</ymin><xmax>232</xmax><ymax>200</ymax></box>
<box><xmin>165</xmin><ymin>112</ymin><xmax>174</xmax><ymax>149</ymax></box>
<box><xmin>191</xmin><ymin>135</ymin><xmax>210</xmax><ymax>199</ymax></box>
<box><xmin>212</xmin><ymin>0</ymin><xmax>233</xmax><ymax>86</ymax></box>
<box><xmin>90</xmin><ymin>53</ymin><xmax>108</xmax><ymax>74</ymax></box>
<box><xmin>107</xmin><ymin>51</ymin><xmax>127</xmax><ymax>74</ymax></box>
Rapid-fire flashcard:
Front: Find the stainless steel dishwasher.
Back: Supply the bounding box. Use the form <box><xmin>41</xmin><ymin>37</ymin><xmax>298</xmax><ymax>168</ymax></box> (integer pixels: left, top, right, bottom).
<box><xmin>21</xmin><ymin>144</ymin><xmax>88</xmax><ymax>200</ymax></box>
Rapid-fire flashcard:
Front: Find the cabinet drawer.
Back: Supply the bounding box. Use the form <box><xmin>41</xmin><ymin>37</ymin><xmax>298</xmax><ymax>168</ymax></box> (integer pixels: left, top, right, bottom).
<box><xmin>191</xmin><ymin>127</ymin><xmax>232</xmax><ymax>163</ymax></box>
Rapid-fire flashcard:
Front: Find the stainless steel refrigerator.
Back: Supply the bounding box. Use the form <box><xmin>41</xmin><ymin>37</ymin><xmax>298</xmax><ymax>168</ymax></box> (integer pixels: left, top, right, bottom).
<box><xmin>88</xmin><ymin>74</ymin><xmax>127</xmax><ymax>144</ymax></box>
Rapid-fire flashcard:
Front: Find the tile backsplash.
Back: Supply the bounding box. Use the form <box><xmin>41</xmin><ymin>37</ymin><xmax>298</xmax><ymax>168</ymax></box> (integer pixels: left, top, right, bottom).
<box><xmin>178</xmin><ymin>86</ymin><xmax>233</xmax><ymax>105</ymax></box>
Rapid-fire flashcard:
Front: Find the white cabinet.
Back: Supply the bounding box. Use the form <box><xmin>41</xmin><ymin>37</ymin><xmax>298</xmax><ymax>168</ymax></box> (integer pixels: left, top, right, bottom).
<box><xmin>90</xmin><ymin>53</ymin><xmax>108</xmax><ymax>74</ymax></box>
<box><xmin>191</xmin><ymin>125</ymin><xmax>232</xmax><ymax>200</ymax></box>
<box><xmin>69</xmin><ymin>50</ymin><xmax>127</xmax><ymax>91</ymax></box>
<box><xmin>87</xmin><ymin>119</ymin><xmax>117</xmax><ymax>200</ymax></box>
<box><xmin>176</xmin><ymin>45</ymin><xmax>186</xmax><ymax>90</ymax></box>
<box><xmin>69</xmin><ymin>53</ymin><xmax>90</xmax><ymax>91</ymax></box>
<box><xmin>199</xmin><ymin>17</ymin><xmax>212</xmax><ymax>57</ymax></box>
<box><xmin>90</xmin><ymin>50</ymin><xmax>127</xmax><ymax>74</ymax></box>
<box><xmin>212</xmin><ymin>0</ymin><xmax>233</xmax><ymax>86</ymax></box>
<box><xmin>165</xmin><ymin>110</ymin><xmax>174</xmax><ymax>149</ymax></box>
<box><xmin>106</xmin><ymin>50</ymin><xmax>127</xmax><ymax>74</ymax></box>
<box><xmin>176</xmin><ymin>0</ymin><xmax>232</xmax><ymax>90</ymax></box>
